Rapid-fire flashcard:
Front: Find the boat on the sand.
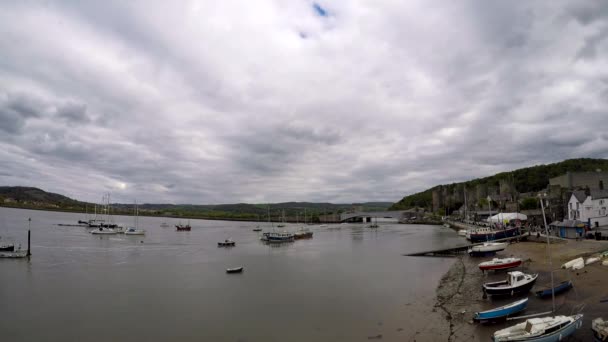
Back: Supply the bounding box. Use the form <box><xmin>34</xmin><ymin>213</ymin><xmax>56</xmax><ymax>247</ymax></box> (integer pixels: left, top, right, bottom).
<box><xmin>593</xmin><ymin>317</ymin><xmax>608</xmax><ymax>341</ymax></box>
<box><xmin>478</xmin><ymin>257</ymin><xmax>522</xmax><ymax>272</ymax></box>
<box><xmin>492</xmin><ymin>314</ymin><xmax>583</xmax><ymax>342</ymax></box>
<box><xmin>483</xmin><ymin>271</ymin><xmax>537</xmax><ymax>297</ymax></box>
<box><xmin>474</xmin><ymin>298</ymin><xmax>528</xmax><ymax>323</ymax></box>
<box><xmin>534</xmin><ymin>280</ymin><xmax>572</xmax><ymax>299</ymax></box>
<box><xmin>561</xmin><ymin>257</ymin><xmax>584</xmax><ymax>270</ymax></box>
<box><xmin>469</xmin><ymin>242</ymin><xmax>507</xmax><ymax>256</ymax></box>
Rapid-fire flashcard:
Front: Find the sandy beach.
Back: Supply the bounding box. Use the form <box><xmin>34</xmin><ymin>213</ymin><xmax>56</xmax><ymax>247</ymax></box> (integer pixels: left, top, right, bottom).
<box><xmin>422</xmin><ymin>237</ymin><xmax>608</xmax><ymax>342</ymax></box>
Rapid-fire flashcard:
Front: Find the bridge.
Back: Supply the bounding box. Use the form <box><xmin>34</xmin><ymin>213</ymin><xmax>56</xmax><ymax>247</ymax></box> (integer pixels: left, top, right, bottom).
<box><xmin>339</xmin><ymin>210</ymin><xmax>417</xmax><ymax>223</ymax></box>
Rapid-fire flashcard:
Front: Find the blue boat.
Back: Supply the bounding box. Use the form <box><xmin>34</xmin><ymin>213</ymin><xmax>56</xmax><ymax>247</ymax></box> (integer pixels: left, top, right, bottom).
<box><xmin>474</xmin><ymin>298</ymin><xmax>528</xmax><ymax>323</ymax></box>
<box><xmin>535</xmin><ymin>280</ymin><xmax>572</xmax><ymax>299</ymax></box>
<box><xmin>492</xmin><ymin>314</ymin><xmax>583</xmax><ymax>342</ymax></box>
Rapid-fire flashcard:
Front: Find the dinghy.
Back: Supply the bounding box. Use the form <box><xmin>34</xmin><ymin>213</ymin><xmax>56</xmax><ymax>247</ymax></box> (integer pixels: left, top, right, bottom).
<box><xmin>474</xmin><ymin>298</ymin><xmax>528</xmax><ymax>323</ymax></box>
<box><xmin>218</xmin><ymin>239</ymin><xmax>236</xmax><ymax>247</ymax></box>
<box><xmin>586</xmin><ymin>257</ymin><xmax>600</xmax><ymax>265</ymax></box>
<box><xmin>561</xmin><ymin>257</ymin><xmax>583</xmax><ymax>270</ymax></box>
<box><xmin>592</xmin><ymin>318</ymin><xmax>608</xmax><ymax>342</ymax></box>
<box><xmin>492</xmin><ymin>314</ymin><xmax>583</xmax><ymax>342</ymax></box>
<box><xmin>479</xmin><ymin>257</ymin><xmax>522</xmax><ymax>272</ymax></box>
<box><xmin>483</xmin><ymin>271</ymin><xmax>537</xmax><ymax>297</ymax></box>
<box><xmin>534</xmin><ymin>280</ymin><xmax>572</xmax><ymax>299</ymax></box>
<box><xmin>226</xmin><ymin>266</ymin><xmax>243</xmax><ymax>273</ymax></box>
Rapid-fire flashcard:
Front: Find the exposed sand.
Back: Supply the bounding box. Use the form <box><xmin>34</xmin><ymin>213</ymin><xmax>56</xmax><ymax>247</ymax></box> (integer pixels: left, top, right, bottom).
<box><xmin>424</xmin><ymin>238</ymin><xmax>608</xmax><ymax>342</ymax></box>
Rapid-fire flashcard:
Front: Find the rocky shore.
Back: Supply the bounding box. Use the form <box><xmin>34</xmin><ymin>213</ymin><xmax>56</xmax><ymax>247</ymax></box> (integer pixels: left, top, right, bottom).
<box><xmin>429</xmin><ymin>238</ymin><xmax>608</xmax><ymax>341</ymax></box>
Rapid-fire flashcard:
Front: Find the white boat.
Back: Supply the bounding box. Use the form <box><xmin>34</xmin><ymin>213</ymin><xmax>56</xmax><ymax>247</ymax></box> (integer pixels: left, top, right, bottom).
<box><xmin>586</xmin><ymin>257</ymin><xmax>600</xmax><ymax>265</ymax></box>
<box><xmin>592</xmin><ymin>318</ymin><xmax>608</xmax><ymax>341</ymax></box>
<box><xmin>91</xmin><ymin>227</ymin><xmax>117</xmax><ymax>235</ymax></box>
<box><xmin>125</xmin><ymin>201</ymin><xmax>145</xmax><ymax>235</ymax></box>
<box><xmin>561</xmin><ymin>257</ymin><xmax>584</xmax><ymax>270</ymax></box>
<box><xmin>469</xmin><ymin>242</ymin><xmax>507</xmax><ymax>253</ymax></box>
<box><xmin>603</xmin><ymin>260</ymin><xmax>608</xmax><ymax>266</ymax></box>
<box><xmin>492</xmin><ymin>314</ymin><xmax>583</xmax><ymax>341</ymax></box>
<box><xmin>458</xmin><ymin>229</ymin><xmax>467</xmax><ymax>236</ymax></box>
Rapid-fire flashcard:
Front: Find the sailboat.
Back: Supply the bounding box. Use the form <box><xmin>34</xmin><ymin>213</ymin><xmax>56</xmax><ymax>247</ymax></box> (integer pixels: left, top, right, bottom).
<box><xmin>261</xmin><ymin>205</ymin><xmax>294</xmax><ymax>243</ymax></box>
<box><xmin>491</xmin><ymin>194</ymin><xmax>583</xmax><ymax>341</ymax></box>
<box><xmin>91</xmin><ymin>194</ymin><xmax>117</xmax><ymax>235</ymax></box>
<box><xmin>125</xmin><ymin>201</ymin><xmax>145</xmax><ymax>235</ymax></box>
<box><xmin>277</xmin><ymin>210</ymin><xmax>286</xmax><ymax>228</ymax></box>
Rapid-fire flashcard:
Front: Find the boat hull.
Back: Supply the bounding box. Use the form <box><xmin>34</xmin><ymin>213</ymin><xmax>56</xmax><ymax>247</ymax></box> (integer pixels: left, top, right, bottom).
<box><xmin>484</xmin><ymin>277</ymin><xmax>538</xmax><ymax>297</ymax></box>
<box><xmin>535</xmin><ymin>281</ymin><xmax>572</xmax><ymax>299</ymax></box>
<box><xmin>470</xmin><ymin>227</ymin><xmax>520</xmax><ymax>243</ymax></box>
<box><xmin>492</xmin><ymin>314</ymin><xmax>583</xmax><ymax>342</ymax></box>
<box><xmin>218</xmin><ymin>242</ymin><xmax>235</xmax><ymax>247</ymax></box>
<box><xmin>479</xmin><ymin>259</ymin><xmax>522</xmax><ymax>271</ymax></box>
<box><xmin>0</xmin><ymin>244</ymin><xmax>15</xmax><ymax>252</ymax></box>
<box><xmin>474</xmin><ymin>298</ymin><xmax>528</xmax><ymax>323</ymax></box>
<box><xmin>226</xmin><ymin>267</ymin><xmax>243</xmax><ymax>273</ymax></box>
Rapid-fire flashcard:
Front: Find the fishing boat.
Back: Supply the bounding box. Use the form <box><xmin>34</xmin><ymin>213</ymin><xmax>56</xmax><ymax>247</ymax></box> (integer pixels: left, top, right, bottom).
<box><xmin>479</xmin><ymin>257</ymin><xmax>522</xmax><ymax>272</ymax></box>
<box><xmin>261</xmin><ymin>231</ymin><xmax>295</xmax><ymax>243</ymax></box>
<box><xmin>483</xmin><ymin>271</ymin><xmax>538</xmax><ymax>297</ymax></box>
<box><xmin>592</xmin><ymin>318</ymin><xmax>608</xmax><ymax>341</ymax></box>
<box><xmin>218</xmin><ymin>239</ymin><xmax>235</xmax><ymax>247</ymax></box>
<box><xmin>491</xmin><ymin>314</ymin><xmax>583</xmax><ymax>342</ymax></box>
<box><xmin>468</xmin><ymin>242</ymin><xmax>507</xmax><ymax>256</ymax></box>
<box><xmin>226</xmin><ymin>266</ymin><xmax>243</xmax><ymax>273</ymax></box>
<box><xmin>474</xmin><ymin>298</ymin><xmax>529</xmax><ymax>323</ymax></box>
<box><xmin>534</xmin><ymin>281</ymin><xmax>572</xmax><ymax>299</ymax></box>
<box><xmin>469</xmin><ymin>226</ymin><xmax>520</xmax><ymax>243</ymax></box>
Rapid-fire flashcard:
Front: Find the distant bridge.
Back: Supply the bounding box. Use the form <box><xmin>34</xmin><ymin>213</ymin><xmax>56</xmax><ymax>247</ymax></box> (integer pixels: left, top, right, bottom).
<box><xmin>339</xmin><ymin>210</ymin><xmax>417</xmax><ymax>222</ymax></box>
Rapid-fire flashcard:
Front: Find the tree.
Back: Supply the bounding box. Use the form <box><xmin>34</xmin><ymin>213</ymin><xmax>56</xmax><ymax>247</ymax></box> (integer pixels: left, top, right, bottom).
<box><xmin>520</xmin><ymin>197</ymin><xmax>538</xmax><ymax>210</ymax></box>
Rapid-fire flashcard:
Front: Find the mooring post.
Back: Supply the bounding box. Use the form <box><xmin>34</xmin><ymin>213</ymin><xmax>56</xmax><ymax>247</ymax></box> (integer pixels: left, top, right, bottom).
<box><xmin>27</xmin><ymin>218</ymin><xmax>31</xmax><ymax>257</ymax></box>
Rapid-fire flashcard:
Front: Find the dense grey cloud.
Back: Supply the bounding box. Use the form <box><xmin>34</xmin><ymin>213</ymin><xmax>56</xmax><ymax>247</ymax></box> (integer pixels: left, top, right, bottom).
<box><xmin>0</xmin><ymin>1</ymin><xmax>607</xmax><ymax>204</ymax></box>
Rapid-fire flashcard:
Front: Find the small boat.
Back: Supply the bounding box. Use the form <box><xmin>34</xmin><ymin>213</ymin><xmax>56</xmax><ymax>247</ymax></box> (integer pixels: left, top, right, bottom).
<box><xmin>253</xmin><ymin>227</ymin><xmax>262</xmax><ymax>232</ymax></box>
<box><xmin>368</xmin><ymin>223</ymin><xmax>379</xmax><ymax>228</ymax></box>
<box><xmin>592</xmin><ymin>317</ymin><xmax>608</xmax><ymax>341</ymax></box>
<box><xmin>218</xmin><ymin>239</ymin><xmax>235</xmax><ymax>247</ymax></box>
<box><xmin>479</xmin><ymin>257</ymin><xmax>522</xmax><ymax>272</ymax></box>
<box><xmin>474</xmin><ymin>298</ymin><xmax>528</xmax><ymax>323</ymax></box>
<box><xmin>468</xmin><ymin>242</ymin><xmax>507</xmax><ymax>256</ymax></box>
<box><xmin>561</xmin><ymin>257</ymin><xmax>584</xmax><ymax>270</ymax></box>
<box><xmin>458</xmin><ymin>229</ymin><xmax>467</xmax><ymax>236</ymax></box>
<box><xmin>534</xmin><ymin>280</ymin><xmax>572</xmax><ymax>299</ymax></box>
<box><xmin>492</xmin><ymin>314</ymin><xmax>583</xmax><ymax>342</ymax></box>
<box><xmin>586</xmin><ymin>257</ymin><xmax>600</xmax><ymax>265</ymax></box>
<box><xmin>294</xmin><ymin>229</ymin><xmax>313</xmax><ymax>239</ymax></box>
<box><xmin>91</xmin><ymin>227</ymin><xmax>117</xmax><ymax>235</ymax></box>
<box><xmin>176</xmin><ymin>224</ymin><xmax>191</xmax><ymax>231</ymax></box>
<box><xmin>226</xmin><ymin>266</ymin><xmax>243</xmax><ymax>273</ymax></box>
<box><xmin>443</xmin><ymin>223</ymin><xmax>450</xmax><ymax>228</ymax></box>
<box><xmin>603</xmin><ymin>260</ymin><xmax>608</xmax><ymax>266</ymax></box>
<box><xmin>483</xmin><ymin>271</ymin><xmax>538</xmax><ymax>297</ymax></box>
<box><xmin>125</xmin><ymin>227</ymin><xmax>145</xmax><ymax>235</ymax></box>
<box><xmin>0</xmin><ymin>237</ymin><xmax>15</xmax><ymax>252</ymax></box>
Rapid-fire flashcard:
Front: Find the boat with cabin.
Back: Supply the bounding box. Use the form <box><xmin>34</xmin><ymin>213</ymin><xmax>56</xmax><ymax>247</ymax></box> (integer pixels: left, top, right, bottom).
<box><xmin>534</xmin><ymin>280</ymin><xmax>572</xmax><ymax>299</ymax></box>
<box><xmin>294</xmin><ymin>228</ymin><xmax>313</xmax><ymax>239</ymax></box>
<box><xmin>261</xmin><ymin>231</ymin><xmax>295</xmax><ymax>243</ymax></box>
<box><xmin>474</xmin><ymin>298</ymin><xmax>528</xmax><ymax>323</ymax></box>
<box><xmin>218</xmin><ymin>239</ymin><xmax>236</xmax><ymax>247</ymax></box>
<box><xmin>491</xmin><ymin>314</ymin><xmax>583</xmax><ymax>342</ymax></box>
<box><xmin>124</xmin><ymin>201</ymin><xmax>145</xmax><ymax>235</ymax></box>
<box><xmin>483</xmin><ymin>271</ymin><xmax>538</xmax><ymax>297</ymax></box>
<box><xmin>469</xmin><ymin>226</ymin><xmax>520</xmax><ymax>243</ymax></box>
<box><xmin>479</xmin><ymin>257</ymin><xmax>522</xmax><ymax>272</ymax></box>
<box><xmin>176</xmin><ymin>221</ymin><xmax>191</xmax><ymax>231</ymax></box>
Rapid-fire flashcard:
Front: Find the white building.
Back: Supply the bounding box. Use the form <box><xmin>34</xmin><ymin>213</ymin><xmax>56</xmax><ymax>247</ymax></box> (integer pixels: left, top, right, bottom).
<box><xmin>568</xmin><ymin>190</ymin><xmax>608</xmax><ymax>228</ymax></box>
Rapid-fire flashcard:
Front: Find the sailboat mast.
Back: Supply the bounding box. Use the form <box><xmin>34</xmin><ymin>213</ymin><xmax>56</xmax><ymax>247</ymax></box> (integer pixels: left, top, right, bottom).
<box><xmin>539</xmin><ymin>194</ymin><xmax>555</xmax><ymax>312</ymax></box>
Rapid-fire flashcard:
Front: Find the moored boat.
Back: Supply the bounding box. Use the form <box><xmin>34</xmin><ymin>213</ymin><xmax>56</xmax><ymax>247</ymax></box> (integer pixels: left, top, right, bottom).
<box><xmin>483</xmin><ymin>271</ymin><xmax>538</xmax><ymax>297</ymax></box>
<box><xmin>0</xmin><ymin>237</ymin><xmax>15</xmax><ymax>252</ymax></box>
<box><xmin>226</xmin><ymin>266</ymin><xmax>243</xmax><ymax>273</ymax></box>
<box><xmin>90</xmin><ymin>227</ymin><xmax>117</xmax><ymax>235</ymax></box>
<box><xmin>176</xmin><ymin>224</ymin><xmax>191</xmax><ymax>231</ymax></box>
<box><xmin>534</xmin><ymin>280</ymin><xmax>572</xmax><ymax>299</ymax></box>
<box><xmin>218</xmin><ymin>239</ymin><xmax>236</xmax><ymax>247</ymax></box>
<box><xmin>125</xmin><ymin>227</ymin><xmax>145</xmax><ymax>235</ymax></box>
<box><xmin>474</xmin><ymin>298</ymin><xmax>528</xmax><ymax>323</ymax></box>
<box><xmin>252</xmin><ymin>227</ymin><xmax>262</xmax><ymax>232</ymax></box>
<box><xmin>479</xmin><ymin>257</ymin><xmax>522</xmax><ymax>272</ymax></box>
<box><xmin>492</xmin><ymin>314</ymin><xmax>583</xmax><ymax>342</ymax></box>
<box><xmin>458</xmin><ymin>229</ymin><xmax>467</xmax><ymax>237</ymax></box>
<box><xmin>469</xmin><ymin>226</ymin><xmax>520</xmax><ymax>243</ymax></box>
<box><xmin>261</xmin><ymin>231</ymin><xmax>294</xmax><ymax>243</ymax></box>
<box><xmin>592</xmin><ymin>317</ymin><xmax>608</xmax><ymax>342</ymax></box>
<box><xmin>468</xmin><ymin>242</ymin><xmax>507</xmax><ymax>256</ymax></box>
<box><xmin>294</xmin><ymin>229</ymin><xmax>313</xmax><ymax>239</ymax></box>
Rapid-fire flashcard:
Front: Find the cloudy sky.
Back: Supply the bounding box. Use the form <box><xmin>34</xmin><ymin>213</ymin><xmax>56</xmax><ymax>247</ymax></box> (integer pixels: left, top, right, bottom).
<box><xmin>1</xmin><ymin>1</ymin><xmax>608</xmax><ymax>204</ymax></box>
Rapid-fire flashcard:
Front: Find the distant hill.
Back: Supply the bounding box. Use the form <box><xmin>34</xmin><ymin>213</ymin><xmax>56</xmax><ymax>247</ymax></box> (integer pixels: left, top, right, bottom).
<box><xmin>0</xmin><ymin>186</ymin><xmax>392</xmax><ymax>221</ymax></box>
<box><xmin>389</xmin><ymin>158</ymin><xmax>608</xmax><ymax>211</ymax></box>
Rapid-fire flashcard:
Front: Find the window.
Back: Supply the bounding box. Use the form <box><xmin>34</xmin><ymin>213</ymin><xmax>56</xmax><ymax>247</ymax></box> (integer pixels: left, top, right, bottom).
<box><xmin>600</xmin><ymin>180</ymin><xmax>604</xmax><ymax>190</ymax></box>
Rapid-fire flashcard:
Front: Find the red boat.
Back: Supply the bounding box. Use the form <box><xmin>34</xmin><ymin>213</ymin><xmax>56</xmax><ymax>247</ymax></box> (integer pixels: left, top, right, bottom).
<box><xmin>176</xmin><ymin>224</ymin><xmax>191</xmax><ymax>231</ymax></box>
<box><xmin>478</xmin><ymin>257</ymin><xmax>522</xmax><ymax>272</ymax></box>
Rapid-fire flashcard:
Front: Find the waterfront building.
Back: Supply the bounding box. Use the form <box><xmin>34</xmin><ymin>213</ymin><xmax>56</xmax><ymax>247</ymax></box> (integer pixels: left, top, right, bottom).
<box><xmin>567</xmin><ymin>190</ymin><xmax>608</xmax><ymax>228</ymax></box>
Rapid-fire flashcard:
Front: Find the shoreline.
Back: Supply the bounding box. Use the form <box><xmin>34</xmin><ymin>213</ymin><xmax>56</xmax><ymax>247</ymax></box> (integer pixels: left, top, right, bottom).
<box><xmin>427</xmin><ymin>238</ymin><xmax>608</xmax><ymax>341</ymax></box>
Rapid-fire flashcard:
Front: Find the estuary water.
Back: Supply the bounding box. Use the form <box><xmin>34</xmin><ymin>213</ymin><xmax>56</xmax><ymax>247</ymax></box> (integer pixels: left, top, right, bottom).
<box><xmin>0</xmin><ymin>207</ymin><xmax>461</xmax><ymax>341</ymax></box>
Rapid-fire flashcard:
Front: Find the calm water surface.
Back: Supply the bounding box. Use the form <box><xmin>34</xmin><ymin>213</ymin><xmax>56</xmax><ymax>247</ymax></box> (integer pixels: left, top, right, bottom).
<box><xmin>0</xmin><ymin>207</ymin><xmax>461</xmax><ymax>341</ymax></box>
